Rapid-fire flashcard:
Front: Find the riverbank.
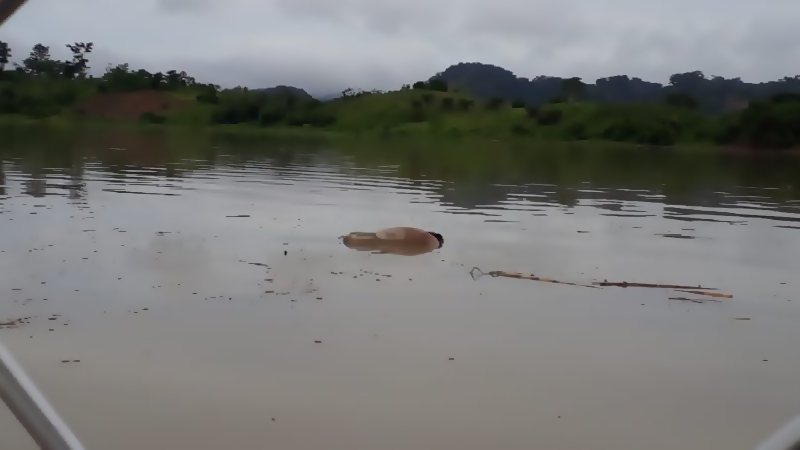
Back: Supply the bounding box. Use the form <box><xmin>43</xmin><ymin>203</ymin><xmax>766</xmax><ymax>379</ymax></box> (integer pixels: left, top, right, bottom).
<box><xmin>2</xmin><ymin>70</ymin><xmax>800</xmax><ymax>149</ymax></box>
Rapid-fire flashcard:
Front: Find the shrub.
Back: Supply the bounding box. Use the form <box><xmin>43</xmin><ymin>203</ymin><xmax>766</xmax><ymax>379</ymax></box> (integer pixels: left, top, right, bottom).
<box><xmin>485</xmin><ymin>97</ymin><xmax>504</xmax><ymax>110</ymax></box>
<box><xmin>565</xmin><ymin>123</ymin><xmax>587</xmax><ymax>140</ymax></box>
<box><xmin>536</xmin><ymin>108</ymin><xmax>563</xmax><ymax>125</ymax></box>
<box><xmin>140</xmin><ymin>112</ymin><xmax>166</xmax><ymax>124</ymax></box>
<box><xmin>258</xmin><ymin>105</ymin><xmax>287</xmax><ymax>126</ymax></box>
<box><xmin>441</xmin><ymin>97</ymin><xmax>454</xmax><ymax>110</ymax></box>
<box><xmin>458</xmin><ymin>99</ymin><xmax>474</xmax><ymax>111</ymax></box>
<box><xmin>664</xmin><ymin>93</ymin><xmax>698</xmax><ymax>110</ymax></box>
<box><xmin>510</xmin><ymin>123</ymin><xmax>529</xmax><ymax>135</ymax></box>
<box><xmin>409</xmin><ymin>100</ymin><xmax>425</xmax><ymax>122</ymax></box>
<box><xmin>196</xmin><ymin>90</ymin><xmax>219</xmax><ymax>104</ymax></box>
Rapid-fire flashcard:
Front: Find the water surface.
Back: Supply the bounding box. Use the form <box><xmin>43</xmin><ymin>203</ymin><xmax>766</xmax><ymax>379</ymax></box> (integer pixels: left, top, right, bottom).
<box><xmin>1</xmin><ymin>130</ymin><xmax>800</xmax><ymax>450</ymax></box>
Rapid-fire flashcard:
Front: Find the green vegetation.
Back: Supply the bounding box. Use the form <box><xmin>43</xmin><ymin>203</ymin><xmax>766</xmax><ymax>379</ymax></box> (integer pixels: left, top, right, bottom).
<box><xmin>2</xmin><ymin>41</ymin><xmax>800</xmax><ymax>150</ymax></box>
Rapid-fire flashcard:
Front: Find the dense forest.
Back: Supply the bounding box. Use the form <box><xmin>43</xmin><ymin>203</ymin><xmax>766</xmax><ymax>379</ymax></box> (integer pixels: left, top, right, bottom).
<box><xmin>1</xmin><ymin>40</ymin><xmax>800</xmax><ymax>149</ymax></box>
<box><xmin>432</xmin><ymin>63</ymin><xmax>800</xmax><ymax>114</ymax></box>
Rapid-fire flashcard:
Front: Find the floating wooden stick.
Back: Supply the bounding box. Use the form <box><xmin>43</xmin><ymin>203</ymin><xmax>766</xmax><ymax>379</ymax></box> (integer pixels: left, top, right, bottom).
<box><xmin>470</xmin><ymin>268</ymin><xmax>732</xmax><ymax>298</ymax></box>
<box><xmin>674</xmin><ymin>289</ymin><xmax>733</xmax><ymax>299</ymax></box>
<box><xmin>473</xmin><ymin>268</ymin><xmax>598</xmax><ymax>288</ymax></box>
<box><xmin>593</xmin><ymin>280</ymin><xmax>719</xmax><ymax>290</ymax></box>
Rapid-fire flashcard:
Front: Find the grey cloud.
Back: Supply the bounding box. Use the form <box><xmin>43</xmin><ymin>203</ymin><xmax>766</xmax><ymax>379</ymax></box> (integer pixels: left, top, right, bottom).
<box><xmin>270</xmin><ymin>0</ymin><xmax>456</xmax><ymax>33</ymax></box>
<box><xmin>156</xmin><ymin>0</ymin><xmax>213</xmax><ymax>13</ymax></box>
<box><xmin>2</xmin><ymin>0</ymin><xmax>800</xmax><ymax>94</ymax></box>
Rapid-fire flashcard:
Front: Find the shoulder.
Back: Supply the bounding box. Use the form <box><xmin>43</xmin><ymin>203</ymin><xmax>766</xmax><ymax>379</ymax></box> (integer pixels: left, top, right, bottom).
<box><xmin>376</xmin><ymin>227</ymin><xmax>424</xmax><ymax>240</ymax></box>
<box><xmin>375</xmin><ymin>228</ymin><xmax>403</xmax><ymax>240</ymax></box>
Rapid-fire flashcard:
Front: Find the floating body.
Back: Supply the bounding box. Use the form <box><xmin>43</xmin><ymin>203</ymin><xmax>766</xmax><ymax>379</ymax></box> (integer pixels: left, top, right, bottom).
<box><xmin>340</xmin><ymin>227</ymin><xmax>443</xmax><ymax>256</ymax></box>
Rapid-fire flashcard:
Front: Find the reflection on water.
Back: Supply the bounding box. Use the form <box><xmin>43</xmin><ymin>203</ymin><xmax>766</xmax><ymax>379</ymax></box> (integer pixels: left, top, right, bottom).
<box><xmin>2</xmin><ymin>129</ymin><xmax>800</xmax><ymax>450</ymax></box>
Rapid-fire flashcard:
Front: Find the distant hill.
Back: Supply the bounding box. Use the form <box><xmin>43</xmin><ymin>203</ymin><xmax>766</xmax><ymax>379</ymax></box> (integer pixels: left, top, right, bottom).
<box><xmin>253</xmin><ymin>85</ymin><xmax>313</xmax><ymax>99</ymax></box>
<box><xmin>430</xmin><ymin>62</ymin><xmax>800</xmax><ymax>113</ymax></box>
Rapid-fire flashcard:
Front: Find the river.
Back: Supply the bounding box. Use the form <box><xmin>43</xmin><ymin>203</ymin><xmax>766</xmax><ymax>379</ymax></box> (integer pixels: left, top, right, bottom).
<box><xmin>1</xmin><ymin>129</ymin><xmax>800</xmax><ymax>450</ymax></box>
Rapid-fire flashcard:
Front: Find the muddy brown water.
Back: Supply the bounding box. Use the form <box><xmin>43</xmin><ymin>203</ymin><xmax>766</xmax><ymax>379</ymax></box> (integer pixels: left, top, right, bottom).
<box><xmin>1</xmin><ymin>132</ymin><xmax>800</xmax><ymax>450</ymax></box>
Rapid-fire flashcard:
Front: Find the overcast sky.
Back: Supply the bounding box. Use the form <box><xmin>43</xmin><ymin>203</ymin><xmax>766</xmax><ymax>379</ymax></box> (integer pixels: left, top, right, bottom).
<box><xmin>2</xmin><ymin>0</ymin><xmax>799</xmax><ymax>95</ymax></box>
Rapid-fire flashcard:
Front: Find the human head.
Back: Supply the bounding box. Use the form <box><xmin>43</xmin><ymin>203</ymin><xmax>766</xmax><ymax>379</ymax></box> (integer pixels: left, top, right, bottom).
<box><xmin>428</xmin><ymin>232</ymin><xmax>444</xmax><ymax>248</ymax></box>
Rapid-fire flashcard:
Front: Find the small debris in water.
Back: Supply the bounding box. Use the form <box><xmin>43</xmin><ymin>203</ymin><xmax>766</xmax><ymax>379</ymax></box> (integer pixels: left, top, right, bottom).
<box><xmin>657</xmin><ymin>233</ymin><xmax>695</xmax><ymax>239</ymax></box>
<box><xmin>734</xmin><ymin>318</ymin><xmax>751</xmax><ymax>321</ymax></box>
<box><xmin>314</xmin><ymin>340</ymin><xmax>322</xmax><ymax>344</ymax></box>
<box><xmin>226</xmin><ymin>215</ymin><xmax>250</xmax><ymax>218</ymax></box>
<box><xmin>669</xmin><ymin>297</ymin><xmax>716</xmax><ymax>304</ymax></box>
<box><xmin>448</xmin><ymin>358</ymin><xmax>455</xmax><ymax>361</ymax></box>
<box><xmin>284</xmin><ymin>251</ymin><xmax>287</xmax><ymax>256</ymax></box>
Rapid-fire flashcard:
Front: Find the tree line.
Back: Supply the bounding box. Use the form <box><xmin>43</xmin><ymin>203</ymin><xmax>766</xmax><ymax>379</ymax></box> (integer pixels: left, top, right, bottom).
<box><xmin>2</xmin><ymin>41</ymin><xmax>800</xmax><ymax>149</ymax></box>
<box><xmin>433</xmin><ymin>63</ymin><xmax>800</xmax><ymax>114</ymax></box>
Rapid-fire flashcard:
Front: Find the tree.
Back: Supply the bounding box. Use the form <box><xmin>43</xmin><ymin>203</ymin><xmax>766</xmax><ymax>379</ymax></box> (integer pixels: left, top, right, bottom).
<box><xmin>165</xmin><ymin>70</ymin><xmax>192</xmax><ymax>89</ymax></box>
<box><xmin>412</xmin><ymin>81</ymin><xmax>426</xmax><ymax>90</ymax></box>
<box><xmin>560</xmin><ymin>77</ymin><xmax>586</xmax><ymax>101</ymax></box>
<box><xmin>428</xmin><ymin>78</ymin><xmax>448</xmax><ymax>92</ymax></box>
<box><xmin>668</xmin><ymin>71</ymin><xmax>705</xmax><ymax>90</ymax></box>
<box><xmin>20</xmin><ymin>43</ymin><xmax>59</xmax><ymax>76</ymax></box>
<box><xmin>0</xmin><ymin>41</ymin><xmax>10</xmax><ymax>71</ymax></box>
<box><xmin>62</xmin><ymin>42</ymin><xmax>93</xmax><ymax>79</ymax></box>
<box><xmin>150</xmin><ymin>71</ymin><xmax>165</xmax><ymax>89</ymax></box>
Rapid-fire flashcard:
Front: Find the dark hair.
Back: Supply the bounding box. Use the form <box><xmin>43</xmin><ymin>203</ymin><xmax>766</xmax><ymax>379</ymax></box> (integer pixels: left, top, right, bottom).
<box><xmin>428</xmin><ymin>232</ymin><xmax>444</xmax><ymax>248</ymax></box>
